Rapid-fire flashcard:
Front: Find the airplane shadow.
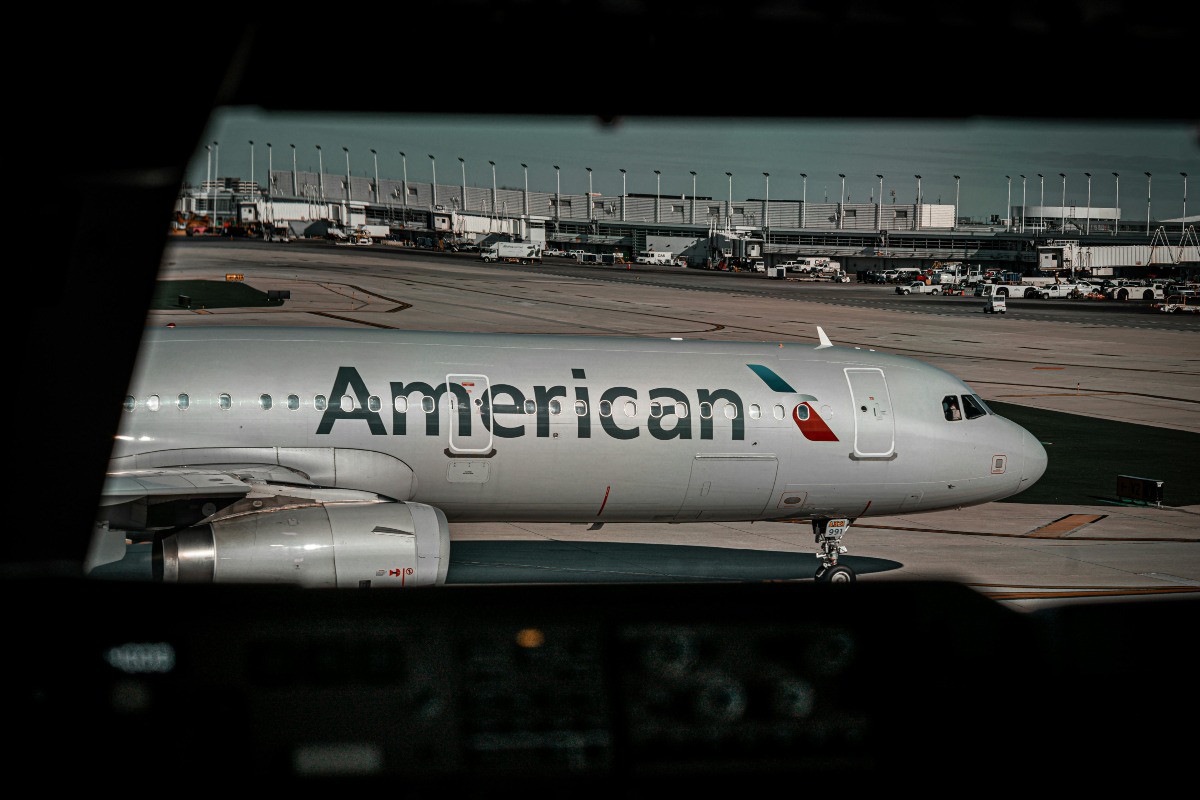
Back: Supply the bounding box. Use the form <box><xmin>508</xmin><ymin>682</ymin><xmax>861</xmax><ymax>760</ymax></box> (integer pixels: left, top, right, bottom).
<box><xmin>86</xmin><ymin>542</ymin><xmax>903</xmax><ymax>584</ymax></box>
<box><xmin>446</xmin><ymin>541</ymin><xmax>900</xmax><ymax>584</ymax></box>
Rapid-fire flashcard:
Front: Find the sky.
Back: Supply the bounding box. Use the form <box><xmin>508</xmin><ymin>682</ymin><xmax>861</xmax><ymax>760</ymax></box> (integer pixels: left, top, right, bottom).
<box><xmin>191</xmin><ymin>108</ymin><xmax>1198</xmax><ymax>223</ymax></box>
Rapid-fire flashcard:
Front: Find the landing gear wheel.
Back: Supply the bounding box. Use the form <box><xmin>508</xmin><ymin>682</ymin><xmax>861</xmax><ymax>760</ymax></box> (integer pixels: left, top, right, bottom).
<box><xmin>815</xmin><ymin>564</ymin><xmax>856</xmax><ymax>583</ymax></box>
<box><xmin>812</xmin><ymin>517</ymin><xmax>855</xmax><ymax>583</ymax></box>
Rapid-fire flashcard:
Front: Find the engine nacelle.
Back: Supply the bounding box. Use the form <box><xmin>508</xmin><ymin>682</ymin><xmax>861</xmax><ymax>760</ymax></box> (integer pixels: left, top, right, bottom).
<box><xmin>154</xmin><ymin>502</ymin><xmax>450</xmax><ymax>588</ymax></box>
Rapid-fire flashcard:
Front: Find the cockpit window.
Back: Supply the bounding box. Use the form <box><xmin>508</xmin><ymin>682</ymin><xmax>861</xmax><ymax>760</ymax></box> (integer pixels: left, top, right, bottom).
<box><xmin>942</xmin><ymin>395</ymin><xmax>962</xmax><ymax>421</ymax></box>
<box><xmin>967</xmin><ymin>394</ymin><xmax>991</xmax><ymax>417</ymax></box>
<box><xmin>962</xmin><ymin>394</ymin><xmax>988</xmax><ymax>420</ymax></box>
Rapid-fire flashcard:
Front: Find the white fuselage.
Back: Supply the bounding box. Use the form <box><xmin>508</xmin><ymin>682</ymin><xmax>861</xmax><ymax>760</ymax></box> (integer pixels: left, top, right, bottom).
<box><xmin>110</xmin><ymin>327</ymin><xmax>1047</xmax><ymax>523</ymax></box>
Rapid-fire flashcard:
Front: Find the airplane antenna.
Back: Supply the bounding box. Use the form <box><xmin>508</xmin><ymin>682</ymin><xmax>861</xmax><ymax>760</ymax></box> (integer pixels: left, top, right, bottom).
<box><xmin>816</xmin><ymin>326</ymin><xmax>833</xmax><ymax>349</ymax></box>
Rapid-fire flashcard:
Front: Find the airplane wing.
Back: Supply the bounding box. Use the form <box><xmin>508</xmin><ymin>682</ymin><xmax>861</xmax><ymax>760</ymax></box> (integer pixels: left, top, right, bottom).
<box><xmin>91</xmin><ymin>463</ymin><xmax>451</xmax><ymax>589</ymax></box>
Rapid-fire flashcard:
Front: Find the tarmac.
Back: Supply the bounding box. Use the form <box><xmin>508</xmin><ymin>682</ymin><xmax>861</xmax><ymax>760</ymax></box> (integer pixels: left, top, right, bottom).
<box><xmin>142</xmin><ymin>238</ymin><xmax>1200</xmax><ymax>611</ymax></box>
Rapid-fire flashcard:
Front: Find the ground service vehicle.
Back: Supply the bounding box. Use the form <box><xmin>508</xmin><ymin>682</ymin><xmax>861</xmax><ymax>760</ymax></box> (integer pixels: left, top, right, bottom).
<box><xmin>635</xmin><ymin>251</ymin><xmax>678</xmax><ymax>265</ymax></box>
<box><xmin>481</xmin><ymin>242</ymin><xmax>542</xmax><ymax>264</ymax></box>
<box><xmin>981</xmin><ymin>283</ymin><xmax>1007</xmax><ymax>313</ymax></box>
<box><xmin>896</xmin><ymin>281</ymin><xmax>941</xmax><ymax>295</ymax></box>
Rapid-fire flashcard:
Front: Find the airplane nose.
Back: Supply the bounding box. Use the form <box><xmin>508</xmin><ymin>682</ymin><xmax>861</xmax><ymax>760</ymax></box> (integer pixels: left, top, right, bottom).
<box><xmin>1021</xmin><ymin>428</ymin><xmax>1048</xmax><ymax>489</ymax></box>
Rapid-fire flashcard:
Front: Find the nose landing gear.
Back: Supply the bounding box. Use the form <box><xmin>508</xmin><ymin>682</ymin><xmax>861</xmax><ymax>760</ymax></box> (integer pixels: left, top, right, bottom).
<box><xmin>813</xmin><ymin>518</ymin><xmax>856</xmax><ymax>583</ymax></box>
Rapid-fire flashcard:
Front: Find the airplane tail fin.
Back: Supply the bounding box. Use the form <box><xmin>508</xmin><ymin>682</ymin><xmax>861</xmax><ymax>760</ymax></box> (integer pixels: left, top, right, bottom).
<box><xmin>816</xmin><ymin>326</ymin><xmax>833</xmax><ymax>349</ymax></box>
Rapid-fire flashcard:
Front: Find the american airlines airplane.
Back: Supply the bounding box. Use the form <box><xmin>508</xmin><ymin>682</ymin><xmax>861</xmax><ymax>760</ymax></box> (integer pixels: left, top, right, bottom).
<box><xmin>92</xmin><ymin>325</ymin><xmax>1048</xmax><ymax>586</ymax></box>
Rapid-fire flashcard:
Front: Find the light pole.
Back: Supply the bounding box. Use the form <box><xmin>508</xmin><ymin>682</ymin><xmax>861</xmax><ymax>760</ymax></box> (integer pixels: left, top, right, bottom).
<box><xmin>1182</xmin><ymin>172</ymin><xmax>1189</xmax><ymax>233</ymax></box>
<box><xmin>690</xmin><ymin>170</ymin><xmax>697</xmax><ymax>224</ymax></box>
<box><xmin>585</xmin><ymin>166</ymin><xmax>592</xmax><ymax>222</ymax></box>
<box><xmin>1059</xmin><ymin>173</ymin><xmax>1067</xmax><ymax>233</ymax></box>
<box><xmin>1145</xmin><ymin>172</ymin><xmax>1152</xmax><ymax>235</ymax></box>
<box><xmin>249</xmin><ymin>140</ymin><xmax>254</xmax><ymax>189</ymax></box>
<box><xmin>800</xmin><ymin>173</ymin><xmax>807</xmax><ymax>228</ymax></box>
<box><xmin>915</xmin><ymin>175</ymin><xmax>922</xmax><ymax>231</ymax></box>
<box><xmin>343</xmin><ymin>146</ymin><xmax>351</xmax><ymax>202</ymax></box>
<box><xmin>1037</xmin><ymin>173</ymin><xmax>1045</xmax><ymax>229</ymax></box>
<box><xmin>876</xmin><ymin>174</ymin><xmax>883</xmax><ymax>230</ymax></box>
<box><xmin>619</xmin><ymin>168</ymin><xmax>626</xmax><ymax>222</ymax></box>
<box><xmin>654</xmin><ymin>169</ymin><xmax>661</xmax><ymax>223</ymax></box>
<box><xmin>290</xmin><ymin>143</ymin><xmax>297</xmax><ymax>196</ymax></box>
<box><xmin>521</xmin><ymin>162</ymin><xmax>528</xmax><ymax>217</ymax></box>
<box><xmin>1005</xmin><ymin>175</ymin><xmax>1012</xmax><ymax>231</ymax></box>
<box><xmin>316</xmin><ymin>145</ymin><xmax>324</xmax><ymax>200</ymax></box>
<box><xmin>458</xmin><ymin>157</ymin><xmax>466</xmax><ymax>211</ymax></box>
<box><xmin>371</xmin><ymin>148</ymin><xmax>379</xmax><ymax>204</ymax></box>
<box><xmin>1112</xmin><ymin>172</ymin><xmax>1119</xmax><ymax>235</ymax></box>
<box><xmin>490</xmin><ymin>160</ymin><xmax>497</xmax><ymax>216</ymax></box>
<box><xmin>953</xmin><ymin>174</ymin><xmax>960</xmax><ymax>230</ymax></box>
<box><xmin>725</xmin><ymin>171</ymin><xmax>732</xmax><ymax>229</ymax></box>
<box><xmin>266</xmin><ymin>142</ymin><xmax>272</xmax><ymax>197</ymax></box>
<box><xmin>1084</xmin><ymin>172</ymin><xmax>1092</xmax><ymax>234</ymax></box>
<box><xmin>763</xmin><ymin>172</ymin><xmax>770</xmax><ymax>238</ymax></box>
<box><xmin>553</xmin><ymin>165</ymin><xmax>560</xmax><ymax>222</ymax></box>
<box><xmin>428</xmin><ymin>154</ymin><xmax>436</xmax><ymax>209</ymax></box>
<box><xmin>205</xmin><ymin>143</ymin><xmax>212</xmax><ymax>216</ymax></box>
<box><xmin>399</xmin><ymin>151</ymin><xmax>408</xmax><ymax>214</ymax></box>
<box><xmin>1020</xmin><ymin>175</ymin><xmax>1026</xmax><ymax>233</ymax></box>
<box><xmin>838</xmin><ymin>173</ymin><xmax>845</xmax><ymax>229</ymax></box>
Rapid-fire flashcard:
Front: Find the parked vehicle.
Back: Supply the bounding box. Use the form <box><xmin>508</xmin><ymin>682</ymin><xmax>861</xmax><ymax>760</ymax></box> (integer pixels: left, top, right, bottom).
<box><xmin>635</xmin><ymin>251</ymin><xmax>678</xmax><ymax>266</ymax></box>
<box><xmin>1151</xmin><ymin>294</ymin><xmax>1200</xmax><ymax>313</ymax></box>
<box><xmin>896</xmin><ymin>281</ymin><xmax>941</xmax><ymax>295</ymax></box>
<box><xmin>981</xmin><ymin>283</ymin><xmax>1007</xmax><ymax>313</ymax></box>
<box><xmin>1106</xmin><ymin>281</ymin><xmax>1165</xmax><ymax>301</ymax></box>
<box><xmin>481</xmin><ymin>242</ymin><xmax>543</xmax><ymax>264</ymax></box>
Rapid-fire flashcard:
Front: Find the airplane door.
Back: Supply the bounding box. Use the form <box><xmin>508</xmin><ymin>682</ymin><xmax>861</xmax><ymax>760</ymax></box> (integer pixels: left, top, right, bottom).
<box><xmin>675</xmin><ymin>454</ymin><xmax>779</xmax><ymax>521</ymax></box>
<box><xmin>444</xmin><ymin>374</ymin><xmax>494</xmax><ymax>455</ymax></box>
<box><xmin>845</xmin><ymin>368</ymin><xmax>895</xmax><ymax>457</ymax></box>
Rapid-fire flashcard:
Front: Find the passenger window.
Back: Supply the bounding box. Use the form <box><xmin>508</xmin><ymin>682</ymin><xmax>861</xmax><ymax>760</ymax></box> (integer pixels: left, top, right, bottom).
<box><xmin>675</xmin><ymin>402</ymin><xmax>688</xmax><ymax>418</ymax></box>
<box><xmin>723</xmin><ymin>404</ymin><xmax>737</xmax><ymax>419</ymax></box>
<box><xmin>287</xmin><ymin>394</ymin><xmax>299</xmax><ymax>410</ymax></box>
<box><xmin>259</xmin><ymin>394</ymin><xmax>272</xmax><ymax>410</ymax></box>
<box><xmin>315</xmin><ymin>395</ymin><xmax>327</xmax><ymax>410</ymax></box>
<box><xmin>177</xmin><ymin>393</ymin><xmax>189</xmax><ymax>410</ymax></box>
<box><xmin>773</xmin><ymin>404</ymin><xmax>785</xmax><ymax>420</ymax></box>
<box><xmin>421</xmin><ymin>396</ymin><xmax>435</xmax><ymax>413</ymax></box>
<box><xmin>599</xmin><ymin>400</ymin><xmax>612</xmax><ymax>417</ymax></box>
<box><xmin>394</xmin><ymin>396</ymin><xmax>408</xmax><ymax>412</ymax></box>
<box><xmin>147</xmin><ymin>395</ymin><xmax>160</xmax><ymax>412</ymax></box>
<box><xmin>748</xmin><ymin>403</ymin><xmax>761</xmax><ymax>420</ymax></box>
<box><xmin>549</xmin><ymin>398</ymin><xmax>562</xmax><ymax>415</ymax></box>
<box><xmin>795</xmin><ymin>403</ymin><xmax>809</xmax><ymax>421</ymax></box>
<box><xmin>123</xmin><ymin>395</ymin><xmax>136</xmax><ymax>411</ymax></box>
<box><xmin>624</xmin><ymin>400</ymin><xmax>636</xmax><ymax>417</ymax></box>
<box><xmin>219</xmin><ymin>393</ymin><xmax>231</xmax><ymax>410</ymax></box>
<box><xmin>574</xmin><ymin>400</ymin><xmax>588</xmax><ymax>416</ymax></box>
<box><xmin>368</xmin><ymin>396</ymin><xmax>381</xmax><ymax>412</ymax></box>
<box><xmin>942</xmin><ymin>395</ymin><xmax>962</xmax><ymax>421</ymax></box>
<box><xmin>649</xmin><ymin>401</ymin><xmax>662</xmax><ymax>418</ymax></box>
<box><xmin>341</xmin><ymin>395</ymin><xmax>355</xmax><ymax>411</ymax></box>
<box><xmin>699</xmin><ymin>402</ymin><xmax>713</xmax><ymax>419</ymax></box>
<box><xmin>524</xmin><ymin>399</ymin><xmax>537</xmax><ymax>414</ymax></box>
<box><xmin>962</xmin><ymin>394</ymin><xmax>987</xmax><ymax>420</ymax></box>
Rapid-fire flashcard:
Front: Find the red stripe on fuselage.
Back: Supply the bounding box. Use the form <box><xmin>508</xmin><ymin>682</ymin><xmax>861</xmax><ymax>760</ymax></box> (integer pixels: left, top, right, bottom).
<box><xmin>793</xmin><ymin>402</ymin><xmax>839</xmax><ymax>441</ymax></box>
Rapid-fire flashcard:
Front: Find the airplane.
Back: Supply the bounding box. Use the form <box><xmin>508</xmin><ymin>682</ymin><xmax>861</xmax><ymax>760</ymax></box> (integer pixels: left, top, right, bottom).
<box><xmin>91</xmin><ymin>324</ymin><xmax>1048</xmax><ymax>587</ymax></box>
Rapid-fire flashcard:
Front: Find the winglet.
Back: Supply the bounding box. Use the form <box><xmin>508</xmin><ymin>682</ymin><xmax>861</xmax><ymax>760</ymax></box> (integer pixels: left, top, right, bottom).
<box><xmin>816</xmin><ymin>326</ymin><xmax>833</xmax><ymax>349</ymax></box>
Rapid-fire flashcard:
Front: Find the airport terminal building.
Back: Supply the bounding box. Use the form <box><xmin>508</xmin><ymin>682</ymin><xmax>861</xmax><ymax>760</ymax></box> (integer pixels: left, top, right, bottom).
<box><xmin>176</xmin><ymin>170</ymin><xmax>1200</xmax><ymax>280</ymax></box>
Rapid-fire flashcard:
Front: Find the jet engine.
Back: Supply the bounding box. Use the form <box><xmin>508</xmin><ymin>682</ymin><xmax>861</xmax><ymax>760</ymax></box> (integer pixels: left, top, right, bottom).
<box><xmin>153</xmin><ymin>501</ymin><xmax>450</xmax><ymax>588</ymax></box>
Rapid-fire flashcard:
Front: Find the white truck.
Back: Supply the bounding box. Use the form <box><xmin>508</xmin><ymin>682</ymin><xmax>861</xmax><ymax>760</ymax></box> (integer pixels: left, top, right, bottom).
<box><xmin>481</xmin><ymin>242</ymin><xmax>543</xmax><ymax>264</ymax></box>
<box><xmin>781</xmin><ymin>257</ymin><xmax>837</xmax><ymax>274</ymax></box>
<box><xmin>1035</xmin><ymin>281</ymin><xmax>1094</xmax><ymax>299</ymax></box>
<box><xmin>895</xmin><ymin>281</ymin><xmax>941</xmax><ymax>295</ymax></box>
<box><xmin>635</xmin><ymin>251</ymin><xmax>678</xmax><ymax>266</ymax></box>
